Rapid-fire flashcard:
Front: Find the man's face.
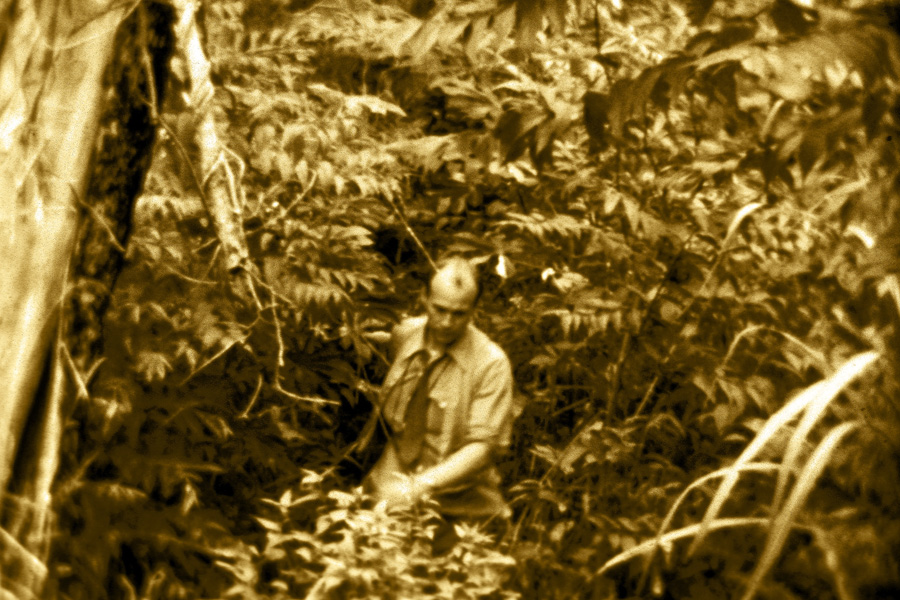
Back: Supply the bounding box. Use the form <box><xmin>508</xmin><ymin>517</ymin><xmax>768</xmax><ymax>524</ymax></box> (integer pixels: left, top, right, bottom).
<box><xmin>424</xmin><ymin>277</ymin><xmax>477</xmax><ymax>348</ymax></box>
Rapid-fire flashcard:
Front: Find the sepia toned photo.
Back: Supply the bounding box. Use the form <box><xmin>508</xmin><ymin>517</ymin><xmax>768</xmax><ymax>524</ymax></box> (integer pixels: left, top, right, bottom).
<box><xmin>2</xmin><ymin>0</ymin><xmax>899</xmax><ymax>598</ymax></box>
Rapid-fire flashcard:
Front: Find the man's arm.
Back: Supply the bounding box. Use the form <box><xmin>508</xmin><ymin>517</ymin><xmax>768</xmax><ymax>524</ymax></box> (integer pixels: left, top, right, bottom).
<box><xmin>412</xmin><ymin>349</ymin><xmax>513</xmax><ymax>498</ymax></box>
<box><xmin>372</xmin><ymin>441</ymin><xmax>493</xmax><ymax>505</ymax></box>
<box><xmin>411</xmin><ymin>442</ymin><xmax>492</xmax><ymax>496</ymax></box>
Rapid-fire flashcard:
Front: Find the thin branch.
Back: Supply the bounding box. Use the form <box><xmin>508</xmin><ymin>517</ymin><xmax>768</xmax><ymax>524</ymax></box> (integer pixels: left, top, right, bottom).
<box><xmin>263</xmin><ymin>295</ymin><xmax>330</xmax><ymax>415</ymax></box>
<box><xmin>238</xmin><ymin>373</ymin><xmax>264</xmax><ymax>419</ymax></box>
<box><xmin>157</xmin><ymin>116</ymin><xmax>206</xmax><ymax>202</ymax></box>
<box><xmin>84</xmin><ymin>357</ymin><xmax>105</xmax><ymax>385</ymax></box>
<box><xmin>263</xmin><ymin>172</ymin><xmax>317</xmax><ymax>229</ymax></box>
<box><xmin>68</xmin><ymin>183</ymin><xmax>126</xmax><ymax>253</ymax></box>
<box><xmin>159</xmin><ymin>263</ymin><xmax>218</xmax><ymax>286</ymax></box>
<box><xmin>199</xmin><ymin>245</ymin><xmax>222</xmax><ymax>281</ymax></box>
<box><xmin>383</xmin><ymin>194</ymin><xmax>436</xmax><ymax>271</ymax></box>
<box><xmin>179</xmin><ymin>332</ymin><xmax>248</xmax><ymax>385</ymax></box>
<box><xmin>632</xmin><ymin>372</ymin><xmax>660</xmax><ymax>418</ymax></box>
<box><xmin>0</xmin><ymin>526</ymin><xmax>48</xmax><ymax>581</ymax></box>
<box><xmin>271</xmin><ymin>297</ymin><xmax>285</xmax><ymax>370</ymax></box>
<box><xmin>53</xmin><ymin>450</ymin><xmax>101</xmax><ymax>501</ymax></box>
<box><xmin>272</xmin><ymin>387</ymin><xmax>340</xmax><ymax>407</ymax></box>
<box><xmin>58</xmin><ymin>340</ymin><xmax>89</xmax><ymax>400</ymax></box>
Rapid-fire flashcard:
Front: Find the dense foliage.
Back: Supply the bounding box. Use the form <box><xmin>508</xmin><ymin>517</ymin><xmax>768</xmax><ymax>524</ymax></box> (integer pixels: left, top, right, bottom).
<box><xmin>51</xmin><ymin>0</ymin><xmax>900</xmax><ymax>599</ymax></box>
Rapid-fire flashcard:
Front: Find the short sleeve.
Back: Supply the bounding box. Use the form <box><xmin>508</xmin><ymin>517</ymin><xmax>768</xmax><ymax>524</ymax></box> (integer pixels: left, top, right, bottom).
<box><xmin>379</xmin><ymin>317</ymin><xmax>426</xmax><ymax>428</ymax></box>
<box><xmin>388</xmin><ymin>318</ymin><xmax>418</xmax><ymax>360</ymax></box>
<box><xmin>463</xmin><ymin>350</ymin><xmax>514</xmax><ymax>451</ymax></box>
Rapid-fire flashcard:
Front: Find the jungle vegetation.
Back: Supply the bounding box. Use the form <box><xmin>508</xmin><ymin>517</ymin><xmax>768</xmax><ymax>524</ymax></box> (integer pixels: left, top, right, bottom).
<box><xmin>2</xmin><ymin>0</ymin><xmax>900</xmax><ymax>598</ymax></box>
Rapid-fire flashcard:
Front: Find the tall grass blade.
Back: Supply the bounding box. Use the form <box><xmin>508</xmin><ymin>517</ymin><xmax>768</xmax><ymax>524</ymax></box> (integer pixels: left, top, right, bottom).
<box><xmin>774</xmin><ymin>351</ymin><xmax>877</xmax><ymax>509</ymax></box>
<box><xmin>773</xmin><ymin>369</ymin><xmax>856</xmax><ymax>509</ymax></box>
<box><xmin>686</xmin><ymin>383</ymin><xmax>819</xmax><ymax>556</ymax></box>
<box><xmin>637</xmin><ymin>463</ymin><xmax>781</xmax><ymax>588</ymax></box>
<box><xmin>597</xmin><ymin>517</ymin><xmax>770</xmax><ymax>576</ymax></box>
<box><xmin>739</xmin><ymin>421</ymin><xmax>859</xmax><ymax>600</ymax></box>
<box><xmin>687</xmin><ymin>351</ymin><xmax>878</xmax><ymax>556</ymax></box>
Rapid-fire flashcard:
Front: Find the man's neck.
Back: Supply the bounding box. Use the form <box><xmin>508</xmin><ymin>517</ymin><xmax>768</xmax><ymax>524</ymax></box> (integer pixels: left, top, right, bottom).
<box><xmin>423</xmin><ymin>330</ymin><xmax>449</xmax><ymax>359</ymax></box>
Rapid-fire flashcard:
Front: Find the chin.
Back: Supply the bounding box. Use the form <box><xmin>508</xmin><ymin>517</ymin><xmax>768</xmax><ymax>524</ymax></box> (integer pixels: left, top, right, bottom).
<box><xmin>435</xmin><ymin>332</ymin><xmax>458</xmax><ymax>345</ymax></box>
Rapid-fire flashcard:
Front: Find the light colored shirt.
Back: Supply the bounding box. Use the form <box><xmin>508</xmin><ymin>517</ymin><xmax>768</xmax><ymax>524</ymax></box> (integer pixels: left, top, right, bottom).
<box><xmin>373</xmin><ymin>315</ymin><xmax>514</xmax><ymax>518</ymax></box>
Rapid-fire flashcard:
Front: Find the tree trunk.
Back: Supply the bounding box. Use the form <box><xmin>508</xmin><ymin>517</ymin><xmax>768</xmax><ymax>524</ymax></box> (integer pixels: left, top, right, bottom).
<box><xmin>0</xmin><ymin>2</ymin><xmax>164</xmax><ymax>596</ymax></box>
<box><xmin>0</xmin><ymin>0</ymin><xmax>250</xmax><ymax>596</ymax></box>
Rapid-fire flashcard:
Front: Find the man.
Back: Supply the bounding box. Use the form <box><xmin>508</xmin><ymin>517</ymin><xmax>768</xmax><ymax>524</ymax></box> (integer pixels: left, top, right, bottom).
<box><xmin>365</xmin><ymin>256</ymin><xmax>514</xmax><ymax>521</ymax></box>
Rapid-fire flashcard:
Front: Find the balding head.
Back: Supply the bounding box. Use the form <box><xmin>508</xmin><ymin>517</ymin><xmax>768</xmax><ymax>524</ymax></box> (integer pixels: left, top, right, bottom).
<box><xmin>427</xmin><ymin>256</ymin><xmax>480</xmax><ymax>304</ymax></box>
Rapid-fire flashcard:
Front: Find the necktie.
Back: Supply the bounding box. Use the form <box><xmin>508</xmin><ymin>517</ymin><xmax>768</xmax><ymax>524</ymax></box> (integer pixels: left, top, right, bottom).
<box><xmin>395</xmin><ymin>352</ymin><xmax>444</xmax><ymax>468</ymax></box>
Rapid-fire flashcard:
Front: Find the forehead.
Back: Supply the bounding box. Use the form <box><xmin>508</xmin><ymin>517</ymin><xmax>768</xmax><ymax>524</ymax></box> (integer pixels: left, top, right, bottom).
<box><xmin>428</xmin><ymin>277</ymin><xmax>477</xmax><ymax>311</ymax></box>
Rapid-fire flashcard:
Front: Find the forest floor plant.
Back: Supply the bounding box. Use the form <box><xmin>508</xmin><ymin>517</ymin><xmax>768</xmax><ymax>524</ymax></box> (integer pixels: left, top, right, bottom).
<box><xmin>217</xmin><ymin>470</ymin><xmax>519</xmax><ymax>600</ymax></box>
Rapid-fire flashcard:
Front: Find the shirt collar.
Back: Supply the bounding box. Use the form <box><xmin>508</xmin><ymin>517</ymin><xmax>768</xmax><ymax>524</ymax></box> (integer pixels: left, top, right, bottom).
<box><xmin>399</xmin><ymin>319</ymin><xmax>473</xmax><ymax>365</ymax></box>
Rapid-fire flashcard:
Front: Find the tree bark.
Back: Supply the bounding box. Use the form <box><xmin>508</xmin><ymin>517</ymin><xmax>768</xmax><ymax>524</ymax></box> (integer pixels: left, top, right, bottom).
<box><xmin>0</xmin><ymin>2</ymin><xmax>134</xmax><ymax>596</ymax></box>
<box><xmin>170</xmin><ymin>0</ymin><xmax>252</xmax><ymax>278</ymax></box>
<box><xmin>0</xmin><ymin>1</ymin><xmax>252</xmax><ymax>595</ymax></box>
<box><xmin>0</xmin><ymin>0</ymin><xmax>128</xmax><ymax>508</ymax></box>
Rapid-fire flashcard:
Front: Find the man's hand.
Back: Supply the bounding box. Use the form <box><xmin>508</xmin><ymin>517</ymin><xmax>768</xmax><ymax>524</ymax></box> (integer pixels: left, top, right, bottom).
<box><xmin>376</xmin><ymin>472</ymin><xmax>433</xmax><ymax>509</ymax></box>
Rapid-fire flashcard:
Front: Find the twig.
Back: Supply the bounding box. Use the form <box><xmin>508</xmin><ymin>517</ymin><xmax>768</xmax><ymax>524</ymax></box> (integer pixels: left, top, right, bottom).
<box><xmin>273</xmin><ymin>387</ymin><xmax>340</xmax><ymax>407</ymax></box>
<box><xmin>383</xmin><ymin>194</ymin><xmax>436</xmax><ymax>271</ymax></box>
<box><xmin>632</xmin><ymin>372</ymin><xmax>660</xmax><ymax>418</ymax></box>
<box><xmin>59</xmin><ymin>341</ymin><xmax>90</xmax><ymax>400</ymax></box>
<box><xmin>263</xmin><ymin>295</ymin><xmax>331</xmax><ymax>415</ymax></box>
<box><xmin>221</xmin><ymin>144</ymin><xmax>247</xmax><ymax>209</ymax></box>
<box><xmin>199</xmin><ymin>245</ymin><xmax>221</xmax><ymax>281</ymax></box>
<box><xmin>271</xmin><ymin>297</ymin><xmax>285</xmax><ymax>369</ymax></box>
<box><xmin>157</xmin><ymin>116</ymin><xmax>206</xmax><ymax>202</ymax></box>
<box><xmin>53</xmin><ymin>450</ymin><xmax>101</xmax><ymax>501</ymax></box>
<box><xmin>249</xmin><ymin>181</ymin><xmax>288</xmax><ymax>220</ymax></box>
<box><xmin>179</xmin><ymin>332</ymin><xmax>248</xmax><ymax>385</ymax></box>
<box><xmin>68</xmin><ymin>183</ymin><xmax>126</xmax><ymax>253</ymax></box>
<box><xmin>239</xmin><ymin>269</ymin><xmax>264</xmax><ymax>313</ymax></box>
<box><xmin>160</xmin><ymin>263</ymin><xmax>218</xmax><ymax>286</ymax></box>
<box><xmin>238</xmin><ymin>373</ymin><xmax>264</xmax><ymax>419</ymax></box>
<box><xmin>162</xmin><ymin>400</ymin><xmax>205</xmax><ymax>425</ymax></box>
<box><xmin>200</xmin><ymin>149</ymin><xmax>229</xmax><ymax>189</ymax></box>
<box><xmin>264</xmin><ymin>172</ymin><xmax>317</xmax><ymax>228</ymax></box>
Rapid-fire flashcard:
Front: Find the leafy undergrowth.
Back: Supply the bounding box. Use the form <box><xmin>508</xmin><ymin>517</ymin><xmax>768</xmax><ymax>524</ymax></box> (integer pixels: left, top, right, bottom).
<box><xmin>221</xmin><ymin>470</ymin><xmax>519</xmax><ymax>600</ymax></box>
<box><xmin>51</xmin><ymin>0</ymin><xmax>900</xmax><ymax>599</ymax></box>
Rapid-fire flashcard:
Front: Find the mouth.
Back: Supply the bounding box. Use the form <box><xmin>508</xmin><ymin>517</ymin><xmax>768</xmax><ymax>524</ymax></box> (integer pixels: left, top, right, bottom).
<box><xmin>431</xmin><ymin>329</ymin><xmax>454</xmax><ymax>342</ymax></box>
